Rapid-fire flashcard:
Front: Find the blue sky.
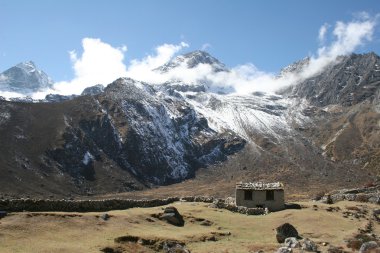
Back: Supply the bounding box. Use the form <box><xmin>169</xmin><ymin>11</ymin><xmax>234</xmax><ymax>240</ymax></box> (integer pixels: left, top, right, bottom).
<box><xmin>1</xmin><ymin>0</ymin><xmax>380</xmax><ymax>86</ymax></box>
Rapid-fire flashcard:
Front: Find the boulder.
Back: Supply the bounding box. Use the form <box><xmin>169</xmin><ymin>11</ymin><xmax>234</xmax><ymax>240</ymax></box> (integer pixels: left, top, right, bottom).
<box><xmin>160</xmin><ymin>206</ymin><xmax>184</xmax><ymax>227</ymax></box>
<box><xmin>101</xmin><ymin>213</ymin><xmax>110</xmax><ymax>221</ymax></box>
<box><xmin>276</xmin><ymin>246</ymin><xmax>292</xmax><ymax>253</ymax></box>
<box><xmin>285</xmin><ymin>237</ymin><xmax>300</xmax><ymax>248</ymax></box>
<box><xmin>276</xmin><ymin>223</ymin><xmax>299</xmax><ymax>243</ymax></box>
<box><xmin>359</xmin><ymin>241</ymin><xmax>378</xmax><ymax>253</ymax></box>
<box><xmin>302</xmin><ymin>238</ymin><xmax>318</xmax><ymax>252</ymax></box>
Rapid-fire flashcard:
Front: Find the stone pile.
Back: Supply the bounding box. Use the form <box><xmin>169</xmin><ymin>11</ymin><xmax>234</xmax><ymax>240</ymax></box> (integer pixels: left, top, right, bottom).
<box><xmin>209</xmin><ymin>198</ymin><xmax>266</xmax><ymax>215</ymax></box>
<box><xmin>320</xmin><ymin>184</ymin><xmax>380</xmax><ymax>204</ymax></box>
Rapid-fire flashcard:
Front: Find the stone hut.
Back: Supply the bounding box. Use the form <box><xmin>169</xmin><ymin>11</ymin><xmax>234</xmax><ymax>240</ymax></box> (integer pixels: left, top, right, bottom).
<box><xmin>235</xmin><ymin>182</ymin><xmax>285</xmax><ymax>211</ymax></box>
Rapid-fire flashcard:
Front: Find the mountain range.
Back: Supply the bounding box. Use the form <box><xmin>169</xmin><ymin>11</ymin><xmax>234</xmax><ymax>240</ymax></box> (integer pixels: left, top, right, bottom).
<box><xmin>0</xmin><ymin>51</ymin><xmax>379</xmax><ymax>198</ymax></box>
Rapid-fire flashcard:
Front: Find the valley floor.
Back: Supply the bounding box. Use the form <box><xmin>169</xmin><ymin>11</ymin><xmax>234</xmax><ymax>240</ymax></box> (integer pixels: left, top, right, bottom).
<box><xmin>0</xmin><ymin>200</ymin><xmax>378</xmax><ymax>253</ymax></box>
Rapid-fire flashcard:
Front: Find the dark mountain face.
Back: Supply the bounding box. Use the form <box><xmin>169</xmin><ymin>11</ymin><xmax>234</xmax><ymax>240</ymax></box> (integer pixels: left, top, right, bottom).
<box><xmin>0</xmin><ymin>78</ymin><xmax>245</xmax><ymax>197</ymax></box>
<box><xmin>284</xmin><ymin>53</ymin><xmax>380</xmax><ymax>106</ymax></box>
<box><xmin>0</xmin><ymin>61</ymin><xmax>53</xmax><ymax>94</ymax></box>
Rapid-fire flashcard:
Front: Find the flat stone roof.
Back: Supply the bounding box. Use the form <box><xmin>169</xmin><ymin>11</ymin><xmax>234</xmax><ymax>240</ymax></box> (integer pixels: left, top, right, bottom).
<box><xmin>236</xmin><ymin>182</ymin><xmax>283</xmax><ymax>190</ymax></box>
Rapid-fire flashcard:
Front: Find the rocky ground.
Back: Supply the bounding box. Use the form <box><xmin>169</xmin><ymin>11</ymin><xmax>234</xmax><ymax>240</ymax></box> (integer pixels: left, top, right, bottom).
<box><xmin>1</xmin><ymin>199</ymin><xmax>380</xmax><ymax>253</ymax></box>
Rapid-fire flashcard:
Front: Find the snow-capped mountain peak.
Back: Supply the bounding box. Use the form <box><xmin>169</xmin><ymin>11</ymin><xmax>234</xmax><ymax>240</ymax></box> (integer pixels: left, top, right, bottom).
<box><xmin>16</xmin><ymin>61</ymin><xmax>38</xmax><ymax>72</ymax></box>
<box><xmin>156</xmin><ymin>50</ymin><xmax>228</xmax><ymax>73</ymax></box>
<box><xmin>0</xmin><ymin>61</ymin><xmax>54</xmax><ymax>95</ymax></box>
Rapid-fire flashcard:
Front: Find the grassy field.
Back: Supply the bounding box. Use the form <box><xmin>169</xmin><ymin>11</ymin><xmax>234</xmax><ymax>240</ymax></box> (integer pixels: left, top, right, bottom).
<box><xmin>0</xmin><ymin>200</ymin><xmax>378</xmax><ymax>253</ymax></box>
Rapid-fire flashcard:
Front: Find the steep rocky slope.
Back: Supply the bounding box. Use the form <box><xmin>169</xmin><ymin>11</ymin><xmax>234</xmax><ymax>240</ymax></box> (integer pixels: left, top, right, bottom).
<box><xmin>281</xmin><ymin>52</ymin><xmax>380</xmax><ymax>178</ymax></box>
<box><xmin>0</xmin><ymin>77</ymin><xmax>244</xmax><ymax>197</ymax></box>
<box><xmin>0</xmin><ymin>51</ymin><xmax>379</xmax><ymax>198</ymax></box>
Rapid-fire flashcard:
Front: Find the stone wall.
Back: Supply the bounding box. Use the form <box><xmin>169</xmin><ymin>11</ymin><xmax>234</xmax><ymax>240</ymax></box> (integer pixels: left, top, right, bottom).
<box><xmin>0</xmin><ymin>197</ymin><xmax>180</xmax><ymax>212</ymax></box>
<box><xmin>0</xmin><ymin>196</ymin><xmax>220</xmax><ymax>212</ymax></box>
<box><xmin>0</xmin><ymin>195</ymin><xmax>268</xmax><ymax>215</ymax></box>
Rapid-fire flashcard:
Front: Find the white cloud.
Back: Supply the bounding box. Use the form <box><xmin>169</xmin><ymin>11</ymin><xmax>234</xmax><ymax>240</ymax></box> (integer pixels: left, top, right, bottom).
<box><xmin>304</xmin><ymin>14</ymin><xmax>376</xmax><ymax>80</ymax></box>
<box><xmin>32</xmin><ymin>38</ymin><xmax>128</xmax><ymax>98</ymax></box>
<box><xmin>4</xmin><ymin>12</ymin><xmax>375</xmax><ymax>100</ymax></box>
<box><xmin>201</xmin><ymin>43</ymin><xmax>212</xmax><ymax>51</ymax></box>
<box><xmin>123</xmin><ymin>13</ymin><xmax>377</xmax><ymax>94</ymax></box>
<box><xmin>120</xmin><ymin>45</ymin><xmax>128</xmax><ymax>52</ymax></box>
<box><xmin>125</xmin><ymin>42</ymin><xmax>188</xmax><ymax>83</ymax></box>
<box><xmin>318</xmin><ymin>23</ymin><xmax>329</xmax><ymax>43</ymax></box>
<box><xmin>0</xmin><ymin>90</ymin><xmax>26</xmax><ymax>99</ymax></box>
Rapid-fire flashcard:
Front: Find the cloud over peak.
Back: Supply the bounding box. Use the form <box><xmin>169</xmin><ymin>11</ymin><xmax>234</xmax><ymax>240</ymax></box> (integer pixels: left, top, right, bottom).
<box><xmin>51</xmin><ymin>38</ymin><xmax>128</xmax><ymax>96</ymax></box>
<box><xmin>8</xmin><ymin>11</ymin><xmax>378</xmax><ymax>100</ymax></box>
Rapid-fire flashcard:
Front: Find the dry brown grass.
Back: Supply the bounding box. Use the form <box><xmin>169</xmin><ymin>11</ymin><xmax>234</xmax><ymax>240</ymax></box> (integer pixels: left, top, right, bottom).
<box><xmin>0</xmin><ymin>200</ymin><xmax>378</xmax><ymax>253</ymax></box>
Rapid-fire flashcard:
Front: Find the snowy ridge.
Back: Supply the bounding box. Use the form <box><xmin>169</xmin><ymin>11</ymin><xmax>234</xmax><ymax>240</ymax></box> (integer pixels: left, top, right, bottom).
<box><xmin>178</xmin><ymin>91</ymin><xmax>303</xmax><ymax>142</ymax></box>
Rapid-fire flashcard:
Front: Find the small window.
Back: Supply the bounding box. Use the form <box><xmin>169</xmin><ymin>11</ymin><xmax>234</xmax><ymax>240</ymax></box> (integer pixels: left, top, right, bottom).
<box><xmin>244</xmin><ymin>190</ymin><xmax>252</xmax><ymax>200</ymax></box>
<box><xmin>266</xmin><ymin>190</ymin><xmax>274</xmax><ymax>201</ymax></box>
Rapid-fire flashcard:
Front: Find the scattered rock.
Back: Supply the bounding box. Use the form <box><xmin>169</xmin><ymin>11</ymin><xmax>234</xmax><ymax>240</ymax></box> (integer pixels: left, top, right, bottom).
<box><xmin>163</xmin><ymin>241</ymin><xmax>190</xmax><ymax>253</ymax></box>
<box><xmin>276</xmin><ymin>223</ymin><xmax>299</xmax><ymax>243</ymax></box>
<box><xmin>200</xmin><ymin>220</ymin><xmax>213</xmax><ymax>226</ymax></box>
<box><xmin>284</xmin><ymin>237</ymin><xmax>300</xmax><ymax>248</ymax></box>
<box><xmin>359</xmin><ymin>241</ymin><xmax>378</xmax><ymax>253</ymax></box>
<box><xmin>327</xmin><ymin>246</ymin><xmax>345</xmax><ymax>253</ymax></box>
<box><xmin>276</xmin><ymin>246</ymin><xmax>292</xmax><ymax>253</ymax></box>
<box><xmin>302</xmin><ymin>238</ymin><xmax>318</xmax><ymax>252</ymax></box>
<box><xmin>145</xmin><ymin>217</ymin><xmax>155</xmax><ymax>222</ymax></box>
<box><xmin>373</xmin><ymin>209</ymin><xmax>380</xmax><ymax>221</ymax></box>
<box><xmin>100</xmin><ymin>246</ymin><xmax>123</xmax><ymax>253</ymax></box>
<box><xmin>159</xmin><ymin>206</ymin><xmax>184</xmax><ymax>227</ymax></box>
<box><xmin>101</xmin><ymin>213</ymin><xmax>110</xmax><ymax>221</ymax></box>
